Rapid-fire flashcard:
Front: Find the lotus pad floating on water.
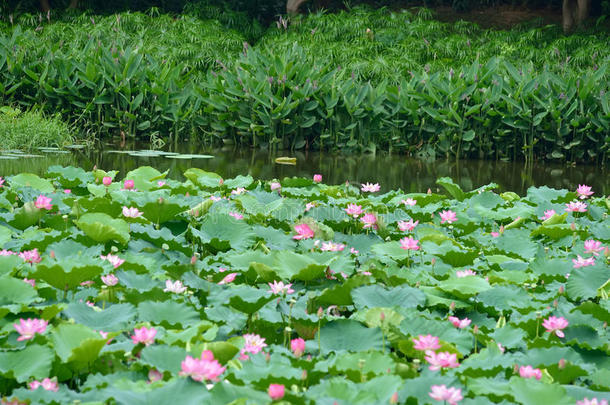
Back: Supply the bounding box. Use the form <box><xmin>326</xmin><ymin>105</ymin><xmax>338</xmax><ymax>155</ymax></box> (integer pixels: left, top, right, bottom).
<box><xmin>0</xmin><ymin>167</ymin><xmax>608</xmax><ymax>405</ymax></box>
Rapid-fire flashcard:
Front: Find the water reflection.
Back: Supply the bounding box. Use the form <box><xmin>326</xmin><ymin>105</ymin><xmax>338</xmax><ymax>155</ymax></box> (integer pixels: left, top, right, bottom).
<box><xmin>0</xmin><ymin>143</ymin><xmax>606</xmax><ymax>196</ymax></box>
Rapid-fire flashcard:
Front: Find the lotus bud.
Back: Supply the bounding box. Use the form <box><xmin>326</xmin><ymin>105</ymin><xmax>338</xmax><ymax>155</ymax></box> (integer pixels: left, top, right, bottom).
<box><xmin>317</xmin><ymin>307</ymin><xmax>323</xmax><ymax>318</ymax></box>
<box><xmin>50</xmin><ymin>250</ymin><xmax>55</xmax><ymax>259</ymax></box>
<box><xmin>427</xmin><ymin>188</ymin><xmax>432</xmax><ymax>194</ymax></box>
<box><xmin>570</xmin><ymin>222</ymin><xmax>576</xmax><ymax>231</ymax></box>
<box><xmin>190</xmin><ymin>255</ymin><xmax>197</xmax><ymax>265</ymax></box>
<box><xmin>473</xmin><ymin>325</ymin><xmax>479</xmax><ymax>334</ymax></box>
<box><xmin>449</xmin><ymin>301</ymin><xmax>456</xmax><ymax>311</ymax></box>
<box><xmin>158</xmin><ymin>197</ymin><xmax>164</xmax><ymax>204</ymax></box>
<box><xmin>558</xmin><ymin>285</ymin><xmax>564</xmax><ymax>294</ymax></box>
<box><xmin>558</xmin><ymin>358</ymin><xmax>566</xmax><ymax>369</ymax></box>
<box><xmin>389</xmin><ymin>392</ymin><xmax>399</xmax><ymax>404</ymax></box>
<box><xmin>553</xmin><ymin>299</ymin><xmax>558</xmax><ymax>308</ymax></box>
<box><xmin>513</xmin><ymin>364</ymin><xmax>519</xmax><ymax>374</ymax></box>
<box><xmin>264</xmin><ymin>352</ymin><xmax>270</xmax><ymax>362</ymax></box>
<box><xmin>301</xmin><ymin>370</ymin><xmax>308</xmax><ymax>380</ymax></box>
<box><xmin>380</xmin><ymin>311</ymin><xmax>385</xmax><ymax>322</ymax></box>
<box><xmin>431</xmin><ymin>258</ymin><xmax>436</xmax><ymax>266</ymax></box>
<box><xmin>219</xmin><ymin>179</ymin><xmax>224</xmax><ymax>185</ymax></box>
<box><xmin>603</xmin><ymin>322</ymin><xmax>607</xmax><ymax>329</ymax></box>
<box><xmin>185</xmin><ymin>192</ymin><xmax>190</xmax><ymax>197</ymax></box>
<box><xmin>103</xmin><ymin>176</ymin><xmax>112</xmax><ymax>186</ymax></box>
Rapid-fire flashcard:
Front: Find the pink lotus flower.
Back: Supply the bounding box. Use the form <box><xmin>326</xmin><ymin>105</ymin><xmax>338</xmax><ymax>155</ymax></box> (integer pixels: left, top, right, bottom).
<box><xmin>218</xmin><ymin>273</ymin><xmax>237</xmax><ymax>285</ymax></box>
<box><xmin>305</xmin><ymin>202</ymin><xmax>317</xmax><ymax>211</ymax></box>
<box><xmin>399</xmin><ymin>236</ymin><xmax>420</xmax><ymax>251</ymax></box>
<box><xmin>122</xmin><ymin>206</ymin><xmax>143</xmax><ymax>218</ymax></box>
<box><xmin>313</xmin><ymin>174</ymin><xmax>322</xmax><ymax>183</ymax></box>
<box><xmin>572</xmin><ymin>255</ymin><xmax>596</xmax><ymax>268</ymax></box>
<box><xmin>401</xmin><ymin>198</ymin><xmax>417</xmax><ymax>206</ymax></box>
<box><xmin>543</xmin><ymin>316</ymin><xmax>568</xmax><ymax>338</ymax></box>
<box><xmin>229</xmin><ymin>212</ymin><xmax>244</xmax><ymax>220</ymax></box>
<box><xmin>291</xmin><ymin>338</ymin><xmax>306</xmax><ymax>357</ymax></box>
<box><xmin>361</xmin><ymin>182</ymin><xmax>380</xmax><ymax>192</ymax></box>
<box><xmin>519</xmin><ymin>365</ymin><xmax>542</xmax><ymax>380</ymax></box>
<box><xmin>239</xmin><ymin>333</ymin><xmax>267</xmax><ymax>360</ymax></box>
<box><xmin>584</xmin><ymin>240</ymin><xmax>604</xmax><ymax>256</ymax></box>
<box><xmin>180</xmin><ymin>350</ymin><xmax>226</xmax><ymax>382</ymax></box>
<box><xmin>101</xmin><ymin>254</ymin><xmax>124</xmax><ymax>269</ymax></box>
<box><xmin>157</xmin><ymin>181</ymin><xmax>166</xmax><ymax>187</ymax></box>
<box><xmin>293</xmin><ymin>223</ymin><xmax>315</xmax><ymax>240</ymax></box>
<box><xmin>148</xmin><ymin>369</ymin><xmax>163</xmax><ymax>383</ymax></box>
<box><xmin>397</xmin><ymin>219</ymin><xmax>419</xmax><ymax>232</ymax></box>
<box><xmin>64</xmin><ymin>189</ymin><xmax>71</xmax><ymax>194</ymax></box>
<box><xmin>412</xmin><ymin>334</ymin><xmax>441</xmax><ymax>352</ymax></box>
<box><xmin>123</xmin><ymin>179</ymin><xmax>135</xmax><ymax>190</ymax></box>
<box><xmin>101</xmin><ymin>274</ymin><xmax>119</xmax><ymax>286</ymax></box>
<box><xmin>0</xmin><ymin>249</ymin><xmax>16</xmax><ymax>256</ymax></box>
<box><xmin>209</xmin><ymin>195</ymin><xmax>221</xmax><ymax>202</ymax></box>
<box><xmin>29</xmin><ymin>378</ymin><xmax>58</xmax><ymax>392</ymax></box>
<box><xmin>164</xmin><ymin>279</ymin><xmax>187</xmax><ymax>293</ymax></box>
<box><xmin>268</xmin><ymin>280</ymin><xmax>295</xmax><ymax>295</ymax></box>
<box><xmin>350</xmin><ymin>247</ymin><xmax>359</xmax><ymax>255</ymax></box>
<box><xmin>577</xmin><ymin>398</ymin><xmax>609</xmax><ymax>405</ymax></box>
<box><xmin>565</xmin><ymin>201</ymin><xmax>587</xmax><ymax>212</ymax></box>
<box><xmin>268</xmin><ymin>384</ymin><xmax>285</xmax><ymax>400</ymax></box>
<box><xmin>345</xmin><ymin>204</ymin><xmax>363</xmax><ymax>218</ymax></box>
<box><xmin>270</xmin><ymin>182</ymin><xmax>281</xmax><ymax>191</ymax></box>
<box><xmin>0</xmin><ymin>177</ymin><xmax>4</xmax><ymax>187</ymax></box>
<box><xmin>19</xmin><ymin>249</ymin><xmax>41</xmax><ymax>264</ymax></box>
<box><xmin>439</xmin><ymin>210</ymin><xmax>457</xmax><ymax>224</ymax></box>
<box><xmin>541</xmin><ymin>209</ymin><xmax>556</xmax><ymax>220</ymax></box>
<box><xmin>576</xmin><ymin>184</ymin><xmax>593</xmax><ymax>199</ymax></box>
<box><xmin>231</xmin><ymin>187</ymin><xmax>247</xmax><ymax>195</ymax></box>
<box><xmin>429</xmin><ymin>385</ymin><xmax>463</xmax><ymax>405</ymax></box>
<box><xmin>23</xmin><ymin>278</ymin><xmax>36</xmax><ymax>287</ymax></box>
<box><xmin>80</xmin><ymin>280</ymin><xmax>94</xmax><ymax>287</ymax></box>
<box><xmin>102</xmin><ymin>176</ymin><xmax>112</xmax><ymax>186</ymax></box>
<box><xmin>34</xmin><ymin>195</ymin><xmax>52</xmax><ymax>210</ymax></box>
<box><xmin>425</xmin><ymin>351</ymin><xmax>460</xmax><ymax>370</ymax></box>
<box><xmin>456</xmin><ymin>269</ymin><xmax>476</xmax><ymax>278</ymax></box>
<box><xmin>491</xmin><ymin>231</ymin><xmax>500</xmax><ymax>237</ymax></box>
<box><xmin>448</xmin><ymin>316</ymin><xmax>471</xmax><ymax>329</ymax></box>
<box><xmin>131</xmin><ymin>326</ymin><xmax>157</xmax><ymax>346</ymax></box>
<box><xmin>321</xmin><ymin>241</ymin><xmax>345</xmax><ymax>252</ymax></box>
<box><xmin>360</xmin><ymin>213</ymin><xmax>378</xmax><ymax>229</ymax></box>
<box><xmin>14</xmin><ymin>318</ymin><xmax>47</xmax><ymax>341</ymax></box>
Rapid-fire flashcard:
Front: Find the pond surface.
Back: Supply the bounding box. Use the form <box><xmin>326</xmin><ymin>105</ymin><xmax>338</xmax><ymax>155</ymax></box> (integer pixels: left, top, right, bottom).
<box><xmin>0</xmin><ymin>143</ymin><xmax>607</xmax><ymax>195</ymax></box>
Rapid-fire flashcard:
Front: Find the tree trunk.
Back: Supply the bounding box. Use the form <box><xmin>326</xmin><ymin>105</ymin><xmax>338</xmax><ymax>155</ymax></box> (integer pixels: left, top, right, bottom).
<box><xmin>40</xmin><ymin>0</ymin><xmax>51</xmax><ymax>12</ymax></box>
<box><xmin>563</xmin><ymin>0</ymin><xmax>591</xmax><ymax>32</ymax></box>
<box><xmin>287</xmin><ymin>0</ymin><xmax>308</xmax><ymax>14</ymax></box>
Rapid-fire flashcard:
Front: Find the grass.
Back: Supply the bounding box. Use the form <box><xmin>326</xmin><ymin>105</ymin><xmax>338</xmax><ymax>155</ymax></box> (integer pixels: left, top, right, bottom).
<box><xmin>0</xmin><ymin>106</ymin><xmax>73</xmax><ymax>150</ymax></box>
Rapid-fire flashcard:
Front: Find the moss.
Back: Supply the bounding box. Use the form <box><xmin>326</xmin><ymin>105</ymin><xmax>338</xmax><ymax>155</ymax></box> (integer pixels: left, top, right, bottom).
<box><xmin>0</xmin><ymin>106</ymin><xmax>73</xmax><ymax>150</ymax></box>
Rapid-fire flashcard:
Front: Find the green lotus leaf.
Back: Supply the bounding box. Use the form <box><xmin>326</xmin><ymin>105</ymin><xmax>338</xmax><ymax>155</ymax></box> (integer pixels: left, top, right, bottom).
<box><xmin>235</xmin><ymin>193</ymin><xmax>283</xmax><ymax>216</ymax></box>
<box><xmin>323</xmin><ymin>350</ymin><xmax>396</xmax><ymax>382</ymax></box>
<box><xmin>183</xmin><ymin>168</ymin><xmax>223</xmax><ymax>189</ymax></box>
<box><xmin>567</xmin><ymin>265</ymin><xmax>610</xmax><ymax>301</ymax></box>
<box><xmin>104</xmin><ymin>377</ymin><xmax>211</xmax><ymax>405</ymax></box>
<box><xmin>140</xmin><ymin>344</ymin><xmax>187</xmax><ymax>374</ymax></box>
<box><xmin>208</xmin><ymin>381</ymin><xmax>269</xmax><ymax>405</ymax></box>
<box><xmin>399</xmin><ymin>374</ymin><xmax>460</xmax><ymax>404</ymax></box>
<box><xmin>508</xmin><ymin>376</ymin><xmax>573</xmax><ymax>405</ymax></box>
<box><xmin>494</xmin><ymin>228</ymin><xmax>538</xmax><ymax>260</ymax></box>
<box><xmin>9</xmin><ymin>173</ymin><xmax>54</xmax><ymax>193</ymax></box>
<box><xmin>320</xmin><ymin>319</ymin><xmax>383</xmax><ymax>355</ymax></box>
<box><xmin>200</xmin><ymin>341</ymin><xmax>240</xmax><ymax>364</ymax></box>
<box><xmin>76</xmin><ymin>213</ymin><xmax>130</xmax><ymax>245</ymax></box>
<box><xmin>0</xmin><ymin>345</ymin><xmax>54</xmax><ymax>382</ymax></box>
<box><xmin>190</xmin><ymin>214</ymin><xmax>255</xmax><ymax>252</ymax></box>
<box><xmin>223</xmin><ymin>175</ymin><xmax>253</xmax><ymax>189</ymax></box>
<box><xmin>351</xmin><ymin>284</ymin><xmax>426</xmax><ymax>309</ymax></box>
<box><xmin>9</xmin><ymin>201</ymin><xmax>44</xmax><ymax>230</ymax></box>
<box><xmin>51</xmin><ymin>323</ymin><xmax>107</xmax><ymax>364</ymax></box>
<box><xmin>436</xmin><ymin>177</ymin><xmax>466</xmax><ymax>201</ymax></box>
<box><xmin>125</xmin><ymin>166</ymin><xmax>168</xmax><ymax>191</ymax></box>
<box><xmin>32</xmin><ymin>259</ymin><xmax>105</xmax><ymax>290</ymax></box>
<box><xmin>314</xmin><ymin>275</ymin><xmax>369</xmax><ymax>307</ymax></box>
<box><xmin>137</xmin><ymin>301</ymin><xmax>200</xmax><ymax>328</ymax></box>
<box><xmin>233</xmin><ymin>352</ymin><xmax>303</xmax><ymax>385</ymax></box>
<box><xmin>477</xmin><ymin>285</ymin><xmax>535</xmax><ymax>313</ymax></box>
<box><xmin>437</xmin><ymin>276</ymin><xmax>491</xmax><ymax>298</ymax></box>
<box><xmin>47</xmin><ymin>165</ymin><xmax>94</xmax><ymax>189</ymax></box>
<box><xmin>63</xmin><ymin>302</ymin><xmax>136</xmax><ymax>331</ymax></box>
<box><xmin>0</xmin><ymin>275</ymin><xmax>37</xmax><ymax>305</ymax></box>
<box><xmin>531</xmin><ymin>224</ymin><xmax>577</xmax><ymax>239</ymax></box>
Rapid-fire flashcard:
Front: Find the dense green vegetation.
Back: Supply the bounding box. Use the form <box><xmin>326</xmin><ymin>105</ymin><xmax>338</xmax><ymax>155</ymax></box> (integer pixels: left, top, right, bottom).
<box><xmin>0</xmin><ymin>167</ymin><xmax>608</xmax><ymax>404</ymax></box>
<box><xmin>0</xmin><ymin>106</ymin><xmax>72</xmax><ymax>150</ymax></box>
<box><xmin>0</xmin><ymin>5</ymin><xmax>608</xmax><ymax>161</ymax></box>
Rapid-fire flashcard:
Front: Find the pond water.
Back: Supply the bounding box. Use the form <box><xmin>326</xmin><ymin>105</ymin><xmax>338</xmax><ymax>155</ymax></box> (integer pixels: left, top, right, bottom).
<box><xmin>0</xmin><ymin>143</ymin><xmax>607</xmax><ymax>196</ymax></box>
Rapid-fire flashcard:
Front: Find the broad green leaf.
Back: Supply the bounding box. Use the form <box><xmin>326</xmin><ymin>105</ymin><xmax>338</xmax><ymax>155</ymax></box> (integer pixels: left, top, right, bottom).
<box><xmin>76</xmin><ymin>213</ymin><xmax>130</xmax><ymax>245</ymax></box>
<box><xmin>320</xmin><ymin>319</ymin><xmax>383</xmax><ymax>355</ymax></box>
<box><xmin>0</xmin><ymin>275</ymin><xmax>37</xmax><ymax>305</ymax></box>
<box><xmin>137</xmin><ymin>301</ymin><xmax>200</xmax><ymax>327</ymax></box>
<box><xmin>9</xmin><ymin>173</ymin><xmax>54</xmax><ymax>192</ymax></box>
<box><xmin>0</xmin><ymin>345</ymin><xmax>54</xmax><ymax>382</ymax></box>
<box><xmin>51</xmin><ymin>323</ymin><xmax>107</xmax><ymax>364</ymax></box>
<box><xmin>351</xmin><ymin>284</ymin><xmax>426</xmax><ymax>309</ymax></box>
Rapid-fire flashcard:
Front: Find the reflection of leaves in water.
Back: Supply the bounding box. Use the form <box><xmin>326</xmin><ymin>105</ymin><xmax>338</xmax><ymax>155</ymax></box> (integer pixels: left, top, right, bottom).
<box><xmin>0</xmin><ymin>144</ymin><xmax>605</xmax><ymax>196</ymax></box>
